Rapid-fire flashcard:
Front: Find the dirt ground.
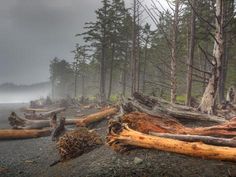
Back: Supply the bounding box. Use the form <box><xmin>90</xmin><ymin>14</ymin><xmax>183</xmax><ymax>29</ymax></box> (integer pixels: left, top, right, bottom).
<box><xmin>0</xmin><ymin>103</ymin><xmax>236</xmax><ymax>177</ymax></box>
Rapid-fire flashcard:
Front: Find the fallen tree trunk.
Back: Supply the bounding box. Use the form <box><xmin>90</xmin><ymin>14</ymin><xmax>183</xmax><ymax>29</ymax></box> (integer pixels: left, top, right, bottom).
<box><xmin>121</xmin><ymin>112</ymin><xmax>236</xmax><ymax>137</ymax></box>
<box><xmin>0</xmin><ymin>129</ymin><xmax>51</xmax><ymax>140</ymax></box>
<box><xmin>149</xmin><ymin>132</ymin><xmax>236</xmax><ymax>147</ymax></box>
<box><xmin>24</xmin><ymin>107</ymin><xmax>66</xmax><ymax>120</ymax></box>
<box><xmin>130</xmin><ymin>92</ymin><xmax>225</xmax><ymax>123</ymax></box>
<box><xmin>107</xmin><ymin>123</ymin><xmax>236</xmax><ymax>162</ymax></box>
<box><xmin>76</xmin><ymin>107</ymin><xmax>118</xmax><ymax>127</ymax></box>
<box><xmin>8</xmin><ymin>107</ymin><xmax>118</xmax><ymax>129</ymax></box>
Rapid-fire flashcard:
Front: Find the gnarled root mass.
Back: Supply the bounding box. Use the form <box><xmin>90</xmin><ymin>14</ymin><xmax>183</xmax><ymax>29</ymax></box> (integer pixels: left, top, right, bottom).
<box><xmin>107</xmin><ymin>122</ymin><xmax>236</xmax><ymax>162</ymax></box>
<box><xmin>57</xmin><ymin>128</ymin><xmax>103</xmax><ymax>161</ymax></box>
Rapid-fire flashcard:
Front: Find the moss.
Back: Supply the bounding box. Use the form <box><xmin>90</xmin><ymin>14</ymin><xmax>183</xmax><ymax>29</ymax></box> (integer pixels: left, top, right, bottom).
<box><xmin>176</xmin><ymin>95</ymin><xmax>186</xmax><ymax>104</ymax></box>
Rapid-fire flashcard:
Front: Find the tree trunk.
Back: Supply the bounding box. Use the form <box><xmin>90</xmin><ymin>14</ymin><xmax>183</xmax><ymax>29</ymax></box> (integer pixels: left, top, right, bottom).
<box><xmin>142</xmin><ymin>38</ymin><xmax>148</xmax><ymax>93</ymax></box>
<box><xmin>131</xmin><ymin>0</ymin><xmax>138</xmax><ymax>95</ymax></box>
<box><xmin>81</xmin><ymin>54</ymin><xmax>86</xmax><ymax>99</ymax></box>
<box><xmin>107</xmin><ymin>123</ymin><xmax>236</xmax><ymax>162</ymax></box>
<box><xmin>170</xmin><ymin>0</ymin><xmax>179</xmax><ymax>104</ymax></box>
<box><xmin>199</xmin><ymin>0</ymin><xmax>224</xmax><ymax>114</ymax></box>
<box><xmin>149</xmin><ymin>132</ymin><xmax>236</xmax><ymax>147</ymax></box>
<box><xmin>108</xmin><ymin>44</ymin><xmax>115</xmax><ymax>100</ymax></box>
<box><xmin>186</xmin><ymin>0</ymin><xmax>196</xmax><ymax>106</ymax></box>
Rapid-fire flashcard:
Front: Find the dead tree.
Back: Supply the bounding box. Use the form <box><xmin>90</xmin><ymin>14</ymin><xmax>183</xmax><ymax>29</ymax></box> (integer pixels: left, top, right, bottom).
<box><xmin>170</xmin><ymin>0</ymin><xmax>180</xmax><ymax>104</ymax></box>
<box><xmin>198</xmin><ymin>0</ymin><xmax>225</xmax><ymax>114</ymax></box>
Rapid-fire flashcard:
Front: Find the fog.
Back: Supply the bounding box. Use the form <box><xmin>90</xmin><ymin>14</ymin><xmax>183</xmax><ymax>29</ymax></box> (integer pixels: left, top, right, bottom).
<box><xmin>0</xmin><ymin>82</ymin><xmax>50</xmax><ymax>103</ymax></box>
<box><xmin>0</xmin><ymin>91</ymin><xmax>50</xmax><ymax>104</ymax></box>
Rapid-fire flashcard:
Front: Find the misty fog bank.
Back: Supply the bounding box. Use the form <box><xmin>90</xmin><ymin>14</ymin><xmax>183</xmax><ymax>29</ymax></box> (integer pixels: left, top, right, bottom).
<box><xmin>0</xmin><ymin>82</ymin><xmax>51</xmax><ymax>103</ymax></box>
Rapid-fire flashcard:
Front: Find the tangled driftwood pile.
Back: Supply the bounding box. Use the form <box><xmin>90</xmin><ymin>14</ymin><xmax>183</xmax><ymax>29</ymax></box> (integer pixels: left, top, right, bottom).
<box><xmin>106</xmin><ymin>92</ymin><xmax>236</xmax><ymax>162</ymax></box>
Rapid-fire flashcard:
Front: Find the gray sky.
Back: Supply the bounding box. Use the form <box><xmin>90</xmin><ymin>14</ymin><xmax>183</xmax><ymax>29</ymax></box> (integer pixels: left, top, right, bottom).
<box><xmin>0</xmin><ymin>0</ymin><xmax>102</xmax><ymax>84</ymax></box>
<box><xmin>0</xmin><ymin>0</ymin><xmax>162</xmax><ymax>85</ymax></box>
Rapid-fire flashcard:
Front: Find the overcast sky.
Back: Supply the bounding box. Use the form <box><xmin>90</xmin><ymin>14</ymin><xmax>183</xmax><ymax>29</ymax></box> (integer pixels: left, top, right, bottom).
<box><xmin>0</xmin><ymin>0</ymin><xmax>160</xmax><ymax>85</ymax></box>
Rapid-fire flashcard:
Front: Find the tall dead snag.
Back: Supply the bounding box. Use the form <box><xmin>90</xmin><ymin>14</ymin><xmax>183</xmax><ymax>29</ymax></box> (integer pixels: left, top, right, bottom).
<box><xmin>199</xmin><ymin>0</ymin><xmax>224</xmax><ymax>114</ymax></box>
<box><xmin>107</xmin><ymin>123</ymin><xmax>236</xmax><ymax>162</ymax></box>
<box><xmin>170</xmin><ymin>0</ymin><xmax>180</xmax><ymax>104</ymax></box>
<box><xmin>186</xmin><ymin>0</ymin><xmax>196</xmax><ymax>106</ymax></box>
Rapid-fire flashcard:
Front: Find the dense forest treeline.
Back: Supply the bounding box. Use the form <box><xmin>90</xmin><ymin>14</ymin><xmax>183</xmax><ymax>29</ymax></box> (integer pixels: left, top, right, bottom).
<box><xmin>50</xmin><ymin>0</ymin><xmax>236</xmax><ymax>112</ymax></box>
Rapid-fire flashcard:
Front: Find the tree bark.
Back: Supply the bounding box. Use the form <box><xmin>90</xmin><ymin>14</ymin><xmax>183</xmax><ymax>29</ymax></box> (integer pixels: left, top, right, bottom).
<box><xmin>107</xmin><ymin>123</ymin><xmax>236</xmax><ymax>162</ymax></box>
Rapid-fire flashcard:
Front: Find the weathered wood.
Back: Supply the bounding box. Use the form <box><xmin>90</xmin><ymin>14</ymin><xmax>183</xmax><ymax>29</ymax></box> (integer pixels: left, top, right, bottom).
<box><xmin>24</xmin><ymin>107</ymin><xmax>66</xmax><ymax>120</ymax></box>
<box><xmin>107</xmin><ymin>123</ymin><xmax>236</xmax><ymax>162</ymax></box>
<box><xmin>131</xmin><ymin>92</ymin><xmax>225</xmax><ymax>123</ymax></box>
<box><xmin>149</xmin><ymin>132</ymin><xmax>236</xmax><ymax>147</ymax></box>
<box><xmin>76</xmin><ymin>107</ymin><xmax>118</xmax><ymax>126</ymax></box>
<box><xmin>0</xmin><ymin>129</ymin><xmax>51</xmax><ymax>140</ymax></box>
<box><xmin>8</xmin><ymin>107</ymin><xmax>118</xmax><ymax>129</ymax></box>
<box><xmin>121</xmin><ymin>112</ymin><xmax>236</xmax><ymax>137</ymax></box>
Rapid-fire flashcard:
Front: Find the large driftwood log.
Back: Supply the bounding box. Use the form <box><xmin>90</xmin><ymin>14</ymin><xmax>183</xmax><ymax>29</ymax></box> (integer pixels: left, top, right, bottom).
<box><xmin>149</xmin><ymin>132</ymin><xmax>236</xmax><ymax>147</ymax></box>
<box><xmin>107</xmin><ymin>123</ymin><xmax>236</xmax><ymax>162</ymax></box>
<box><xmin>128</xmin><ymin>92</ymin><xmax>225</xmax><ymax>123</ymax></box>
<box><xmin>0</xmin><ymin>129</ymin><xmax>51</xmax><ymax>140</ymax></box>
<box><xmin>8</xmin><ymin>107</ymin><xmax>118</xmax><ymax>129</ymax></box>
<box><xmin>121</xmin><ymin>112</ymin><xmax>236</xmax><ymax>137</ymax></box>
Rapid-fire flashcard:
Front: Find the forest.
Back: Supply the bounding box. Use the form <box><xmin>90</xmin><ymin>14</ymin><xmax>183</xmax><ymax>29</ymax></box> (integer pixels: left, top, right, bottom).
<box><xmin>50</xmin><ymin>0</ymin><xmax>236</xmax><ymax>114</ymax></box>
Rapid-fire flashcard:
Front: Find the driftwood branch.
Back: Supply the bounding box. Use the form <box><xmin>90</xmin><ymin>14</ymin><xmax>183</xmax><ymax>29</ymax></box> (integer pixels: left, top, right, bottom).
<box><xmin>149</xmin><ymin>132</ymin><xmax>236</xmax><ymax>147</ymax></box>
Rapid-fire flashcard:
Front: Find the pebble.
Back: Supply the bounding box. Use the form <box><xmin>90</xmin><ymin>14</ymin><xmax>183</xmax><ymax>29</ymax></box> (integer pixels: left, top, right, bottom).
<box><xmin>133</xmin><ymin>157</ymin><xmax>143</xmax><ymax>165</ymax></box>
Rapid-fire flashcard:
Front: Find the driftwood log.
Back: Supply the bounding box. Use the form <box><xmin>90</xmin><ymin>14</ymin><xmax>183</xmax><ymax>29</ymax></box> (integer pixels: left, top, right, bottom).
<box><xmin>0</xmin><ymin>129</ymin><xmax>51</xmax><ymax>140</ymax></box>
<box><xmin>24</xmin><ymin>107</ymin><xmax>66</xmax><ymax>120</ymax></box>
<box><xmin>149</xmin><ymin>132</ymin><xmax>236</xmax><ymax>147</ymax></box>
<box><xmin>121</xmin><ymin>112</ymin><xmax>236</xmax><ymax>137</ymax></box>
<box><xmin>8</xmin><ymin>107</ymin><xmax>118</xmax><ymax>129</ymax></box>
<box><xmin>128</xmin><ymin>92</ymin><xmax>225</xmax><ymax>123</ymax></box>
<box><xmin>76</xmin><ymin>107</ymin><xmax>118</xmax><ymax>127</ymax></box>
<box><xmin>107</xmin><ymin>122</ymin><xmax>236</xmax><ymax>162</ymax></box>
